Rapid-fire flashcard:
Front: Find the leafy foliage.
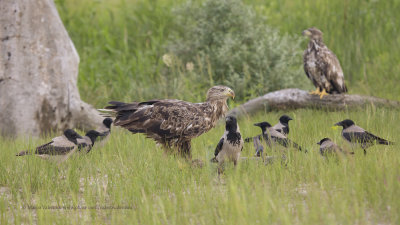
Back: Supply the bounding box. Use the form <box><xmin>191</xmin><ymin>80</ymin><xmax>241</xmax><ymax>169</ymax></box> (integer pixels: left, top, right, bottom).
<box><xmin>165</xmin><ymin>0</ymin><xmax>309</xmax><ymax>100</ymax></box>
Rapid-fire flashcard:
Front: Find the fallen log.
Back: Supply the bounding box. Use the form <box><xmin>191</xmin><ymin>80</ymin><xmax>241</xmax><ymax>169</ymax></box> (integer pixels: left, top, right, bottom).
<box><xmin>229</xmin><ymin>88</ymin><xmax>400</xmax><ymax>117</ymax></box>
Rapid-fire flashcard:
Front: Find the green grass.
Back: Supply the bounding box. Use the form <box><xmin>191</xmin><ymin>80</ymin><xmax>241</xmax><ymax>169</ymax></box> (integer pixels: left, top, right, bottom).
<box><xmin>2</xmin><ymin>0</ymin><xmax>398</xmax><ymax>223</ymax></box>
<box><xmin>1</xmin><ymin>108</ymin><xmax>399</xmax><ymax>224</ymax></box>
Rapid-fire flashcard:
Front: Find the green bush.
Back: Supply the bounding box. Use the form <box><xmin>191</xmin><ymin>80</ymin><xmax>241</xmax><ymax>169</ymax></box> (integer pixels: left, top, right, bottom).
<box><xmin>165</xmin><ymin>0</ymin><xmax>310</xmax><ymax>100</ymax></box>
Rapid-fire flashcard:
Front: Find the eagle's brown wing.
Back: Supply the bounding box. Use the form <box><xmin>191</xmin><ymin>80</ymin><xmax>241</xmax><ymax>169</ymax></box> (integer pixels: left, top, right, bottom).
<box><xmin>318</xmin><ymin>49</ymin><xmax>347</xmax><ymax>93</ymax></box>
<box><xmin>303</xmin><ymin>50</ymin><xmax>319</xmax><ymax>88</ymax></box>
<box><xmin>106</xmin><ymin>100</ymin><xmax>215</xmax><ymax>141</ymax></box>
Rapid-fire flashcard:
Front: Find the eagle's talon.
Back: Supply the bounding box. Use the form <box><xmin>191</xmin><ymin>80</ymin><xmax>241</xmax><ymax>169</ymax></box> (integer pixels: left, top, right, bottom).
<box><xmin>309</xmin><ymin>87</ymin><xmax>320</xmax><ymax>95</ymax></box>
<box><xmin>319</xmin><ymin>89</ymin><xmax>329</xmax><ymax>99</ymax></box>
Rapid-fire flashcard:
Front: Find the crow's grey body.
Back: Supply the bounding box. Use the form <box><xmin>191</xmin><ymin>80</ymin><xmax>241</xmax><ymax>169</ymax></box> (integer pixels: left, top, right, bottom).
<box><xmin>317</xmin><ymin>138</ymin><xmax>346</xmax><ymax>156</ymax></box>
<box><xmin>335</xmin><ymin>120</ymin><xmax>394</xmax><ymax>153</ymax></box>
<box><xmin>254</xmin><ymin>122</ymin><xmax>305</xmax><ymax>152</ymax></box>
<box><xmin>272</xmin><ymin>115</ymin><xmax>292</xmax><ymax>137</ymax></box>
<box><xmin>212</xmin><ymin>116</ymin><xmax>243</xmax><ymax>166</ymax></box>
<box><xmin>16</xmin><ymin>129</ymin><xmax>81</xmax><ymax>163</ymax></box>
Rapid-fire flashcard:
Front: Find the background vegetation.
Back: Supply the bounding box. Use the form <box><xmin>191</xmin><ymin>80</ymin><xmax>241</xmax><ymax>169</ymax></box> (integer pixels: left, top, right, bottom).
<box><xmin>56</xmin><ymin>0</ymin><xmax>400</xmax><ymax>107</ymax></box>
<box><xmin>1</xmin><ymin>0</ymin><xmax>399</xmax><ymax>224</ymax></box>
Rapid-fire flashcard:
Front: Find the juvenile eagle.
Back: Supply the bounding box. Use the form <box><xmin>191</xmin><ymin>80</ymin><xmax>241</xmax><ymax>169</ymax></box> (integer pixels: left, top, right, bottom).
<box><xmin>104</xmin><ymin>86</ymin><xmax>235</xmax><ymax>158</ymax></box>
<box><xmin>303</xmin><ymin>27</ymin><xmax>347</xmax><ymax>98</ymax></box>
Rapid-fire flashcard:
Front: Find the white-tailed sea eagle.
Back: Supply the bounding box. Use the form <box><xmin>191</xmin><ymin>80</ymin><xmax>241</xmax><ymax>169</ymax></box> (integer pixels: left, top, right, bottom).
<box><xmin>103</xmin><ymin>86</ymin><xmax>235</xmax><ymax>158</ymax></box>
<box><xmin>303</xmin><ymin>27</ymin><xmax>347</xmax><ymax>99</ymax></box>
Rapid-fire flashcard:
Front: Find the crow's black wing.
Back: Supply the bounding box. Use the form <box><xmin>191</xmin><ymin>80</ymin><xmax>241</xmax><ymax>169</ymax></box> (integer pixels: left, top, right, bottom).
<box><xmin>272</xmin><ymin>137</ymin><xmax>304</xmax><ymax>152</ymax></box>
<box><xmin>342</xmin><ymin>131</ymin><xmax>389</xmax><ymax>144</ymax></box>
<box><xmin>35</xmin><ymin>142</ymin><xmax>76</xmax><ymax>155</ymax></box>
<box><xmin>214</xmin><ymin>138</ymin><xmax>224</xmax><ymax>157</ymax></box>
<box><xmin>244</xmin><ymin>134</ymin><xmax>262</xmax><ymax>143</ymax></box>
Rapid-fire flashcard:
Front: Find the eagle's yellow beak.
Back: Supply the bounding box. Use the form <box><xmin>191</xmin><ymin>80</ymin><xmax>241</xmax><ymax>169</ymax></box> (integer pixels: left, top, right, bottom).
<box><xmin>226</xmin><ymin>89</ymin><xmax>235</xmax><ymax>99</ymax></box>
<box><xmin>302</xmin><ymin>30</ymin><xmax>311</xmax><ymax>37</ymax></box>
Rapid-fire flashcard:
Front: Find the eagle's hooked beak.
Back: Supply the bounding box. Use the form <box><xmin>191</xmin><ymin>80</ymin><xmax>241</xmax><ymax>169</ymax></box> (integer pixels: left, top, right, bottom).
<box><xmin>225</xmin><ymin>89</ymin><xmax>235</xmax><ymax>99</ymax></box>
<box><xmin>302</xmin><ymin>29</ymin><xmax>311</xmax><ymax>37</ymax></box>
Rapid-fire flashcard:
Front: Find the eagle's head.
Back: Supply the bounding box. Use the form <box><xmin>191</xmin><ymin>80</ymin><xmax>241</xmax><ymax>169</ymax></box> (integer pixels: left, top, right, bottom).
<box><xmin>206</xmin><ymin>86</ymin><xmax>235</xmax><ymax>101</ymax></box>
<box><xmin>302</xmin><ymin>27</ymin><xmax>323</xmax><ymax>40</ymax></box>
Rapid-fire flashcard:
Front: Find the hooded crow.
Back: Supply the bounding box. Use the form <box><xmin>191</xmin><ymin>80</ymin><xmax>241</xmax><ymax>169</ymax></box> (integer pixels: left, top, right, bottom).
<box><xmin>244</xmin><ymin>135</ymin><xmax>264</xmax><ymax>157</ymax></box>
<box><xmin>272</xmin><ymin>115</ymin><xmax>293</xmax><ymax>136</ymax></box>
<box><xmin>251</xmin><ymin>136</ymin><xmax>264</xmax><ymax>157</ymax></box>
<box><xmin>335</xmin><ymin>119</ymin><xmax>394</xmax><ymax>154</ymax></box>
<box><xmin>245</xmin><ymin>115</ymin><xmax>293</xmax><ymax>154</ymax></box>
<box><xmin>254</xmin><ymin>122</ymin><xmax>305</xmax><ymax>152</ymax></box>
<box><xmin>77</xmin><ymin>130</ymin><xmax>102</xmax><ymax>153</ymax></box>
<box><xmin>95</xmin><ymin>118</ymin><xmax>113</xmax><ymax>147</ymax></box>
<box><xmin>317</xmin><ymin>137</ymin><xmax>353</xmax><ymax>156</ymax></box>
<box><xmin>211</xmin><ymin>116</ymin><xmax>243</xmax><ymax>167</ymax></box>
<box><xmin>16</xmin><ymin>129</ymin><xmax>82</xmax><ymax>162</ymax></box>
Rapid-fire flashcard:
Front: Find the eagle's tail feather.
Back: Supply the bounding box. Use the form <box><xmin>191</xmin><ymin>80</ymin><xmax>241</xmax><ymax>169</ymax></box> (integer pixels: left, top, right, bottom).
<box><xmin>342</xmin><ymin>83</ymin><xmax>348</xmax><ymax>93</ymax></box>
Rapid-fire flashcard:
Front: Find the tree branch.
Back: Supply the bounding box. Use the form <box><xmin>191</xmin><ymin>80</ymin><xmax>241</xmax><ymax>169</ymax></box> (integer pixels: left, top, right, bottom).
<box><xmin>229</xmin><ymin>88</ymin><xmax>400</xmax><ymax>117</ymax></box>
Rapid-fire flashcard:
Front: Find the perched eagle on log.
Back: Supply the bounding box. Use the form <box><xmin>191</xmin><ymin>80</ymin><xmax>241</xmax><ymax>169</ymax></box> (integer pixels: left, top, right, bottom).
<box><xmin>302</xmin><ymin>27</ymin><xmax>347</xmax><ymax>99</ymax></box>
<box><xmin>103</xmin><ymin>86</ymin><xmax>235</xmax><ymax>158</ymax></box>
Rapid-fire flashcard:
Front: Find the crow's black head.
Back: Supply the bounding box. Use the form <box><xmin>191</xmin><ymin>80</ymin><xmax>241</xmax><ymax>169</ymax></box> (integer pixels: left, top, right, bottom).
<box><xmin>103</xmin><ymin>118</ymin><xmax>113</xmax><ymax>129</ymax></box>
<box><xmin>225</xmin><ymin>116</ymin><xmax>238</xmax><ymax>132</ymax></box>
<box><xmin>254</xmin><ymin>122</ymin><xmax>272</xmax><ymax>132</ymax></box>
<box><xmin>317</xmin><ymin>137</ymin><xmax>331</xmax><ymax>145</ymax></box>
<box><xmin>335</xmin><ymin>119</ymin><xmax>355</xmax><ymax>129</ymax></box>
<box><xmin>64</xmin><ymin>129</ymin><xmax>81</xmax><ymax>144</ymax></box>
<box><xmin>279</xmin><ymin>115</ymin><xmax>293</xmax><ymax>124</ymax></box>
<box><xmin>85</xmin><ymin>130</ymin><xmax>102</xmax><ymax>144</ymax></box>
